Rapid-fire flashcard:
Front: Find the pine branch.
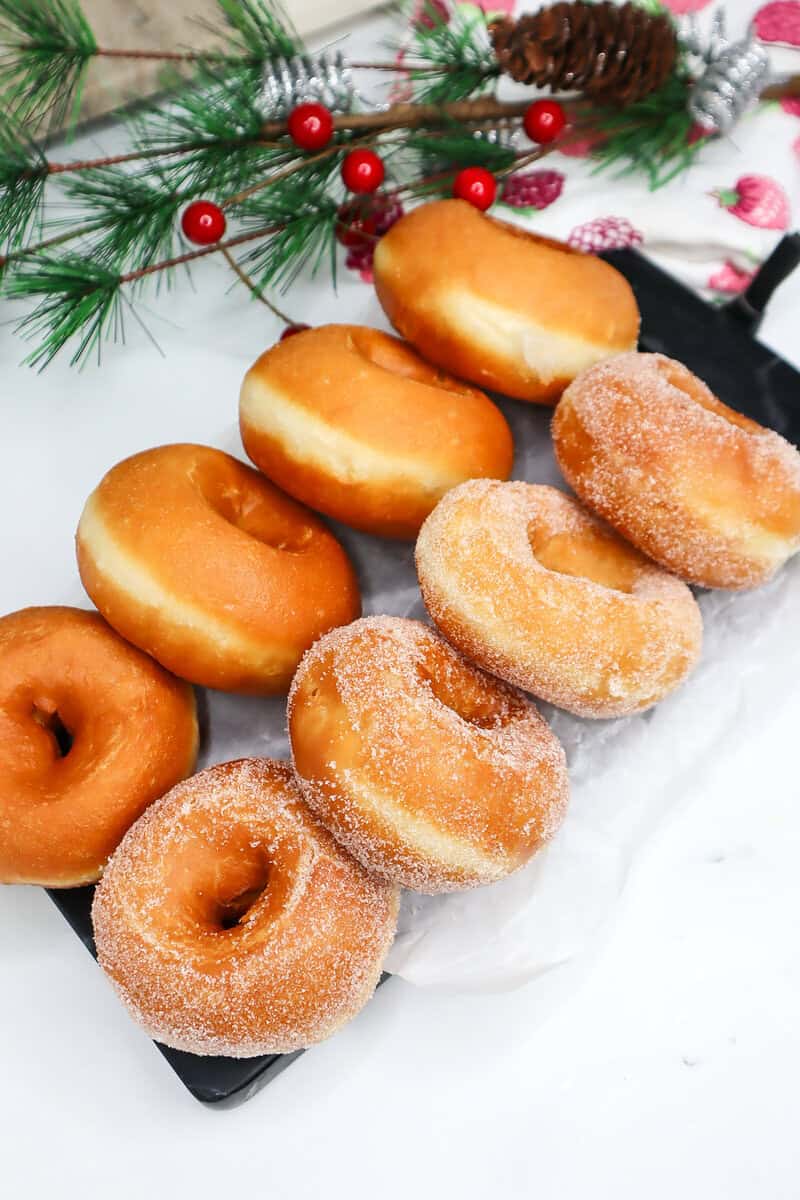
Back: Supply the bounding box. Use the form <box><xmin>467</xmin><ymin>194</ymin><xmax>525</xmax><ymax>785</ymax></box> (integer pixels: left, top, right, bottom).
<box><xmin>0</xmin><ymin>115</ymin><xmax>48</xmax><ymax>248</ymax></box>
<box><xmin>405</xmin><ymin>128</ymin><xmax>517</xmax><ymax>173</ymax></box>
<box><xmin>0</xmin><ymin>0</ymin><xmax>97</xmax><ymax>129</ymax></box>
<box><xmin>130</xmin><ymin>65</ymin><xmax>292</xmax><ymax>194</ymax></box>
<box><xmin>210</xmin><ymin>0</ymin><xmax>299</xmax><ymax>61</ymax></box>
<box><xmin>589</xmin><ymin>74</ymin><xmax>700</xmax><ymax>189</ymax></box>
<box><xmin>59</xmin><ymin>166</ymin><xmax>189</xmax><ymax>270</ymax></box>
<box><xmin>6</xmin><ymin>224</ymin><xmax>281</xmax><ymax>367</ymax></box>
<box><xmin>235</xmin><ymin>183</ymin><xmax>338</xmax><ymax>290</ymax></box>
<box><xmin>6</xmin><ymin>254</ymin><xmax>123</xmax><ymax>368</ymax></box>
<box><xmin>401</xmin><ymin>1</ymin><xmax>498</xmax><ymax>103</ymax></box>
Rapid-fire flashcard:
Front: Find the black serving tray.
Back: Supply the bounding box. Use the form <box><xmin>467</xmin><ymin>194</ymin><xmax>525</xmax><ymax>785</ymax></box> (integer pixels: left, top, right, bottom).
<box><xmin>46</xmin><ymin>238</ymin><xmax>800</xmax><ymax>1105</ymax></box>
<box><xmin>48</xmin><ymin>885</ymin><xmax>303</xmax><ymax>1106</ymax></box>
<box><xmin>603</xmin><ymin>236</ymin><xmax>800</xmax><ymax>446</ymax></box>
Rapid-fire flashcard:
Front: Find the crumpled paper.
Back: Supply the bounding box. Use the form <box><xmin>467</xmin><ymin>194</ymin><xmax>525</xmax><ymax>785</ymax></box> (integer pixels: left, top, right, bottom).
<box><xmin>189</xmin><ymin>398</ymin><xmax>800</xmax><ymax>994</ymax></box>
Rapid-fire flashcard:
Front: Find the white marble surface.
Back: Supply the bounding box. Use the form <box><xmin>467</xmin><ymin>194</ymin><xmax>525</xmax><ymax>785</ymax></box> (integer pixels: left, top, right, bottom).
<box><xmin>2</xmin><ymin>9</ymin><xmax>800</xmax><ymax>1198</ymax></box>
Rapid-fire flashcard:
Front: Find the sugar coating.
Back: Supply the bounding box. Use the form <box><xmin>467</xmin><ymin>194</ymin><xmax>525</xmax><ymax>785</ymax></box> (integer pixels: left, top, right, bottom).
<box><xmin>92</xmin><ymin>758</ymin><xmax>399</xmax><ymax>1057</ymax></box>
<box><xmin>554</xmin><ymin>351</ymin><xmax>800</xmax><ymax>590</ymax></box>
<box><xmin>288</xmin><ymin>616</ymin><xmax>569</xmax><ymax>893</ymax></box>
<box><xmin>415</xmin><ymin>480</ymin><xmax>703</xmax><ymax>718</ymax></box>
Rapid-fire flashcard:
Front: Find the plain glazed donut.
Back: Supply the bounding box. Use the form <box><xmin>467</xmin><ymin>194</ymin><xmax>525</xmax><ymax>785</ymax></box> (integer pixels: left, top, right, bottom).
<box><xmin>416</xmin><ymin>481</ymin><xmax>702</xmax><ymax>719</ymax></box>
<box><xmin>373</xmin><ymin>199</ymin><xmax>639</xmax><ymax>404</ymax></box>
<box><xmin>0</xmin><ymin>606</ymin><xmax>197</xmax><ymax>887</ymax></box>
<box><xmin>76</xmin><ymin>444</ymin><xmax>360</xmax><ymax>694</ymax></box>
<box><xmin>92</xmin><ymin>758</ymin><xmax>398</xmax><ymax>1056</ymax></box>
<box><xmin>553</xmin><ymin>352</ymin><xmax>800</xmax><ymax>589</ymax></box>
<box><xmin>288</xmin><ymin>616</ymin><xmax>568</xmax><ymax>893</ymax></box>
<box><xmin>239</xmin><ymin>324</ymin><xmax>514</xmax><ymax>539</ymax></box>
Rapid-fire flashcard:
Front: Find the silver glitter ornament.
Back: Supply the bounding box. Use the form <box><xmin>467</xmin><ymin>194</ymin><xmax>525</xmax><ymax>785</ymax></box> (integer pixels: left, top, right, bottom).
<box><xmin>260</xmin><ymin>51</ymin><xmax>364</xmax><ymax>117</ymax></box>
<box><xmin>684</xmin><ymin>11</ymin><xmax>769</xmax><ymax>136</ymax></box>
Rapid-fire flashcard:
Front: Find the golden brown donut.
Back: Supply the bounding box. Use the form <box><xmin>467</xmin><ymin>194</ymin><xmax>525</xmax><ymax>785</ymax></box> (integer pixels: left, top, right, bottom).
<box><xmin>0</xmin><ymin>606</ymin><xmax>197</xmax><ymax>887</ymax></box>
<box><xmin>76</xmin><ymin>444</ymin><xmax>360</xmax><ymax>694</ymax></box>
<box><xmin>288</xmin><ymin>616</ymin><xmax>568</xmax><ymax>893</ymax></box>
<box><xmin>553</xmin><ymin>352</ymin><xmax>800</xmax><ymax>589</ymax></box>
<box><xmin>92</xmin><ymin>758</ymin><xmax>398</xmax><ymax>1056</ymax></box>
<box><xmin>416</xmin><ymin>481</ymin><xmax>702</xmax><ymax>718</ymax></box>
<box><xmin>239</xmin><ymin>324</ymin><xmax>514</xmax><ymax>539</ymax></box>
<box><xmin>373</xmin><ymin>199</ymin><xmax>639</xmax><ymax>404</ymax></box>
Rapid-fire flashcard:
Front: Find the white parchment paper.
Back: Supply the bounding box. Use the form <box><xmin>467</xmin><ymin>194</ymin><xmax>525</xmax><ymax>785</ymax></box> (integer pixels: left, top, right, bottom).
<box><xmin>185</xmin><ymin>398</ymin><xmax>800</xmax><ymax>994</ymax></box>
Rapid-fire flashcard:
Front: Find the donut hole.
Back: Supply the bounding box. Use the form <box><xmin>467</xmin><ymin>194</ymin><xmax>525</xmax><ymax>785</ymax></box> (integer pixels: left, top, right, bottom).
<box><xmin>657</xmin><ymin>358</ymin><xmax>760</xmax><ymax>434</ymax></box>
<box><xmin>31</xmin><ymin>704</ymin><xmax>73</xmax><ymax>758</ymax></box>
<box><xmin>349</xmin><ymin>327</ymin><xmax>475</xmax><ymax>399</ymax></box>
<box><xmin>214</xmin><ymin>873</ymin><xmax>271</xmax><ymax>931</ymax></box>
<box><xmin>202</xmin><ymin>481</ymin><xmax>314</xmax><ymax>554</ymax></box>
<box><xmin>207</xmin><ymin>849</ymin><xmax>271</xmax><ymax>933</ymax></box>
<box><xmin>419</xmin><ymin>659</ymin><xmax>512</xmax><ymax>730</ymax></box>
<box><xmin>529</xmin><ymin>525</ymin><xmax>637</xmax><ymax>593</ymax></box>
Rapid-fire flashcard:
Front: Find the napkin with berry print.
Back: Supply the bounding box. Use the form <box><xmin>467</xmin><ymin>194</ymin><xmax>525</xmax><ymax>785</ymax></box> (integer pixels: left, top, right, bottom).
<box><xmin>502</xmin><ymin>0</ymin><xmax>798</xmax><ymax>299</ymax></box>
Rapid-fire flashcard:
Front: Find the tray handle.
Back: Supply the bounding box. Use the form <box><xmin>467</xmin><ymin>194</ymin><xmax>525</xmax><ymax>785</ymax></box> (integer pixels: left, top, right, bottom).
<box><xmin>724</xmin><ymin>232</ymin><xmax>800</xmax><ymax>332</ymax></box>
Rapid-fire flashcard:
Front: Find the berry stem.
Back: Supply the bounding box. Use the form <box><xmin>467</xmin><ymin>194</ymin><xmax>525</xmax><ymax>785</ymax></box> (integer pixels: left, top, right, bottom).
<box><xmin>220</xmin><ymin>248</ymin><xmax>296</xmax><ymax>324</ymax></box>
<box><xmin>220</xmin><ymin>131</ymin><xmax>383</xmax><ymax>209</ymax></box>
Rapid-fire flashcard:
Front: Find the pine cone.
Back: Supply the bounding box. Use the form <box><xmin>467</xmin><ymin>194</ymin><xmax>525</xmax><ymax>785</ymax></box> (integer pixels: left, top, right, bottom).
<box><xmin>489</xmin><ymin>1</ymin><xmax>678</xmax><ymax>106</ymax></box>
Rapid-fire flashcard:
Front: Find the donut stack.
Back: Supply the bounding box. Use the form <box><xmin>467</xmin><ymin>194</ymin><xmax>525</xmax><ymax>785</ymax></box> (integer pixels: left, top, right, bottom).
<box><xmin>4</xmin><ymin>198</ymin><xmax>799</xmax><ymax>1061</ymax></box>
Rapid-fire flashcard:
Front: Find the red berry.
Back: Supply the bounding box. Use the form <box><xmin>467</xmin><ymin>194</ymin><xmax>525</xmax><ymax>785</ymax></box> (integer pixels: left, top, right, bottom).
<box><xmin>341</xmin><ymin>149</ymin><xmax>385</xmax><ymax>194</ymax></box>
<box><xmin>335</xmin><ymin>199</ymin><xmax>378</xmax><ymax>248</ymax></box>
<box><xmin>279</xmin><ymin>323</ymin><xmax>311</xmax><ymax>341</ymax></box>
<box><xmin>523</xmin><ymin>99</ymin><xmax>567</xmax><ymax>145</ymax></box>
<box><xmin>287</xmin><ymin>102</ymin><xmax>334</xmax><ymax>151</ymax></box>
<box><xmin>414</xmin><ymin>0</ymin><xmax>450</xmax><ymax>30</ymax></box>
<box><xmin>181</xmin><ymin>200</ymin><xmax>226</xmax><ymax>245</ymax></box>
<box><xmin>452</xmin><ymin>166</ymin><xmax>496</xmax><ymax>211</ymax></box>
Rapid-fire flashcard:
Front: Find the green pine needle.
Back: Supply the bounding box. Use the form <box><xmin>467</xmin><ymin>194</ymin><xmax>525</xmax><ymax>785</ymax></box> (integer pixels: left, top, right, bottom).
<box><xmin>235</xmin><ymin>179</ymin><xmax>338</xmax><ymax>291</ymax></box>
<box><xmin>5</xmin><ymin>252</ymin><xmax>125</xmax><ymax>368</ymax></box>
<box><xmin>131</xmin><ymin>66</ymin><xmax>292</xmax><ymax>195</ymax></box>
<box><xmin>0</xmin><ymin>0</ymin><xmax>97</xmax><ymax>130</ymax></box>
<box><xmin>208</xmin><ymin>0</ymin><xmax>299</xmax><ymax>62</ymax></box>
<box><xmin>403</xmin><ymin>1</ymin><xmax>498</xmax><ymax>103</ymax></box>
<box><xmin>406</xmin><ymin>128</ymin><xmax>516</xmax><ymax>172</ymax></box>
<box><xmin>60</xmin><ymin>167</ymin><xmax>188</xmax><ymax>271</ymax></box>
<box><xmin>0</xmin><ymin>114</ymin><xmax>48</xmax><ymax>248</ymax></box>
<box><xmin>590</xmin><ymin>75</ymin><xmax>700</xmax><ymax>189</ymax></box>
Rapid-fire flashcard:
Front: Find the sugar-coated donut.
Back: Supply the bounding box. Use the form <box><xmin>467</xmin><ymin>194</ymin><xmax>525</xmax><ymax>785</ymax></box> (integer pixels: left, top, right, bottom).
<box><xmin>373</xmin><ymin>199</ymin><xmax>639</xmax><ymax>405</ymax></box>
<box><xmin>416</xmin><ymin>481</ymin><xmax>702</xmax><ymax>719</ymax></box>
<box><xmin>76</xmin><ymin>444</ymin><xmax>360</xmax><ymax>694</ymax></box>
<box><xmin>92</xmin><ymin>758</ymin><xmax>398</xmax><ymax>1056</ymax></box>
<box><xmin>239</xmin><ymin>324</ymin><xmax>514</xmax><ymax>539</ymax></box>
<box><xmin>0</xmin><ymin>606</ymin><xmax>197</xmax><ymax>887</ymax></box>
<box><xmin>288</xmin><ymin>616</ymin><xmax>568</xmax><ymax>893</ymax></box>
<box><xmin>553</xmin><ymin>352</ymin><xmax>800</xmax><ymax>589</ymax></box>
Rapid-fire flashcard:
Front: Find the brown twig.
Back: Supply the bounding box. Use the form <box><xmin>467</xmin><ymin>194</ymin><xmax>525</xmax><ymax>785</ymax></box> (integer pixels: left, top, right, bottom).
<box><xmin>760</xmin><ymin>74</ymin><xmax>800</xmax><ymax>100</ymax></box>
<box><xmin>0</xmin><ymin>221</ymin><xmax>106</xmax><ymax>268</ymax></box>
<box><xmin>45</xmin><ymin>75</ymin><xmax>800</xmax><ymax>182</ymax></box>
<box><xmin>45</xmin><ymin>144</ymin><xmax>201</xmax><ymax>173</ymax></box>
<box><xmin>38</xmin><ymin>98</ymin><xmax>529</xmax><ymax>180</ymax></box>
<box><xmin>220</xmin><ymin>143</ymin><xmax>341</xmax><ymax>208</ymax></box>
<box><xmin>119</xmin><ymin>225</ymin><xmax>281</xmax><ymax>284</ymax></box>
<box><xmin>93</xmin><ymin>47</ymin><xmax>246</xmax><ymax>63</ymax></box>
<box><xmin>258</xmin><ymin>96</ymin><xmax>531</xmax><ymax>140</ymax></box>
<box><xmin>94</xmin><ymin>47</ymin><xmax>457</xmax><ymax>73</ymax></box>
